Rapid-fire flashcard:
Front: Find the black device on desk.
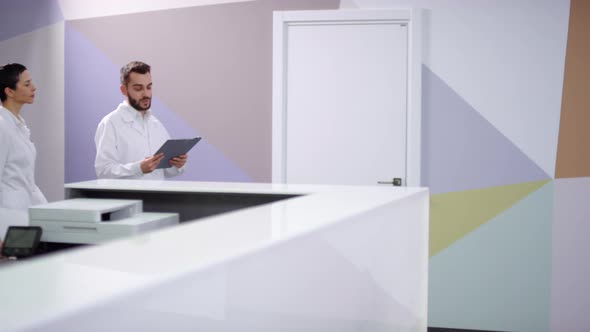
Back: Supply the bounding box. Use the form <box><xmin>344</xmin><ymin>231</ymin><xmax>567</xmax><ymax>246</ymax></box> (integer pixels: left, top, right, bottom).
<box><xmin>2</xmin><ymin>226</ymin><xmax>42</xmax><ymax>258</ymax></box>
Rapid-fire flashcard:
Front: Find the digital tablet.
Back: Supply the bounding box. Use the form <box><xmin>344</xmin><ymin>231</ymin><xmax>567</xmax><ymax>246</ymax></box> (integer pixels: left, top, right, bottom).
<box><xmin>1</xmin><ymin>226</ymin><xmax>43</xmax><ymax>258</ymax></box>
<box><xmin>154</xmin><ymin>137</ymin><xmax>201</xmax><ymax>169</ymax></box>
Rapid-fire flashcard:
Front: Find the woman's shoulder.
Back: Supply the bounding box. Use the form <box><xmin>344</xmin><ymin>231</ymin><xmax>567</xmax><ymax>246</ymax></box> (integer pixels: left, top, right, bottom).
<box><xmin>0</xmin><ymin>109</ymin><xmax>16</xmax><ymax>129</ymax></box>
<box><xmin>0</xmin><ymin>118</ymin><xmax>13</xmax><ymax>142</ymax></box>
<box><xmin>0</xmin><ymin>113</ymin><xmax>12</xmax><ymax>132</ymax></box>
<box><xmin>0</xmin><ymin>110</ymin><xmax>20</xmax><ymax>143</ymax></box>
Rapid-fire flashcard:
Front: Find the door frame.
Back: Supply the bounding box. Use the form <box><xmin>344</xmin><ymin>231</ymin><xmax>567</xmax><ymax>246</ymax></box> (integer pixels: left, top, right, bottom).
<box><xmin>272</xmin><ymin>9</ymin><xmax>422</xmax><ymax>186</ymax></box>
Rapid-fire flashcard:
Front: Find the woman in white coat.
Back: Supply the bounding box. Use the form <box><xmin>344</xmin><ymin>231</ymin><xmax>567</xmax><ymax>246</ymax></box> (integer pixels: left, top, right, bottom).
<box><xmin>0</xmin><ymin>63</ymin><xmax>47</xmax><ymax>243</ymax></box>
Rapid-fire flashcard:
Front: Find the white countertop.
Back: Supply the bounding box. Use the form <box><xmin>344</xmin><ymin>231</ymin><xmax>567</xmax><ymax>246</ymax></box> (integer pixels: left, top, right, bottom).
<box><xmin>65</xmin><ymin>178</ymin><xmax>419</xmax><ymax>195</ymax></box>
<box><xmin>2</xmin><ymin>180</ymin><xmax>428</xmax><ymax>331</ymax></box>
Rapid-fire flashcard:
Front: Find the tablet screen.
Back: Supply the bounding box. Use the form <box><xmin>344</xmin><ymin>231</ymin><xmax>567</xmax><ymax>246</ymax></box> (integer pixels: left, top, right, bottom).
<box><xmin>154</xmin><ymin>137</ymin><xmax>201</xmax><ymax>169</ymax></box>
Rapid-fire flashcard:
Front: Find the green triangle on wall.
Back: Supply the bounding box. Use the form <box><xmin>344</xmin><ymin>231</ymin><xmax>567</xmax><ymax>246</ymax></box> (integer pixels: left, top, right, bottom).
<box><xmin>429</xmin><ymin>179</ymin><xmax>550</xmax><ymax>257</ymax></box>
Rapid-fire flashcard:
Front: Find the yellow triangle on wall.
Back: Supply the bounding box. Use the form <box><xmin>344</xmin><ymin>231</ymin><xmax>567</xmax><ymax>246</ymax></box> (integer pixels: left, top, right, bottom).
<box><xmin>430</xmin><ymin>180</ymin><xmax>550</xmax><ymax>257</ymax></box>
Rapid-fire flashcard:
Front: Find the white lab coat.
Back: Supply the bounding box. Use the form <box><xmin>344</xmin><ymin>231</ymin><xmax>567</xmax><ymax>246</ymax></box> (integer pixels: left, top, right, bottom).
<box><xmin>94</xmin><ymin>101</ymin><xmax>184</xmax><ymax>180</ymax></box>
<box><xmin>0</xmin><ymin>106</ymin><xmax>47</xmax><ymax>238</ymax></box>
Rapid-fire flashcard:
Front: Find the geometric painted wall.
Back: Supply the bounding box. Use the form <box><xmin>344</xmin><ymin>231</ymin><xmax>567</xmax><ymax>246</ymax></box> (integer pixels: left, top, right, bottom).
<box><xmin>64</xmin><ymin>0</ymin><xmax>340</xmax><ymax>183</ymax></box>
<box><xmin>344</xmin><ymin>0</ymin><xmax>586</xmax><ymax>331</ymax></box>
<box><xmin>429</xmin><ymin>180</ymin><xmax>553</xmax><ymax>332</ymax></box>
<box><xmin>551</xmin><ymin>2</ymin><xmax>590</xmax><ymax>331</ymax></box>
<box><xmin>4</xmin><ymin>0</ymin><xmax>590</xmax><ymax>331</ymax></box>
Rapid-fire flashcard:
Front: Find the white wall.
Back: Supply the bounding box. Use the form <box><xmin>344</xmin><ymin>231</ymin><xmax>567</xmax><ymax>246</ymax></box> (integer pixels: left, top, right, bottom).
<box><xmin>57</xmin><ymin>0</ymin><xmax>254</xmax><ymax>20</ymax></box>
<box><xmin>0</xmin><ymin>23</ymin><xmax>65</xmax><ymax>202</ymax></box>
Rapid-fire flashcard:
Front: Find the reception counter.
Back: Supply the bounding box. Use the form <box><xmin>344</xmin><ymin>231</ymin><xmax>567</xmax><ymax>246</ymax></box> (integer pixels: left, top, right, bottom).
<box><xmin>0</xmin><ymin>180</ymin><xmax>429</xmax><ymax>331</ymax></box>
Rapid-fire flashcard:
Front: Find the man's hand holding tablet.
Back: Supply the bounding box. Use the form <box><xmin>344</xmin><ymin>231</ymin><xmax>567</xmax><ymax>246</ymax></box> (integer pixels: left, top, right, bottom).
<box><xmin>153</xmin><ymin>137</ymin><xmax>202</xmax><ymax>169</ymax></box>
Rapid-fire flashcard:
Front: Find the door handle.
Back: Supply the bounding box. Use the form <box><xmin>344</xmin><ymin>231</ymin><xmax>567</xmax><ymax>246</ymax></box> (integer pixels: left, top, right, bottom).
<box><xmin>377</xmin><ymin>178</ymin><xmax>402</xmax><ymax>186</ymax></box>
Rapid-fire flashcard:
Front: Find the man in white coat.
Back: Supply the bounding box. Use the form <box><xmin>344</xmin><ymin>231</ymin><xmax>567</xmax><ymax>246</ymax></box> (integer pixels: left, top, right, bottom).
<box><xmin>95</xmin><ymin>61</ymin><xmax>188</xmax><ymax>179</ymax></box>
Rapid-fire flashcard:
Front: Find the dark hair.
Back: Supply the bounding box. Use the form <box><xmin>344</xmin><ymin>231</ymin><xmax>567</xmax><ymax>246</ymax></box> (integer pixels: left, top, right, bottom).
<box><xmin>120</xmin><ymin>61</ymin><xmax>151</xmax><ymax>86</ymax></box>
<box><xmin>0</xmin><ymin>63</ymin><xmax>27</xmax><ymax>102</ymax></box>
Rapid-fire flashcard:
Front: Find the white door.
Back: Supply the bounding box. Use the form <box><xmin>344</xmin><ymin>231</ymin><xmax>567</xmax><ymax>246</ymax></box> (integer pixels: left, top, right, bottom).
<box><xmin>273</xmin><ymin>9</ymin><xmax>422</xmax><ymax>186</ymax></box>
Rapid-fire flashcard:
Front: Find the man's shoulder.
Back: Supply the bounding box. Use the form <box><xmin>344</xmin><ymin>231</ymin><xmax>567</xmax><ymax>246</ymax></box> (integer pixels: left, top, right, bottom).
<box><xmin>98</xmin><ymin>109</ymin><xmax>123</xmax><ymax>125</ymax></box>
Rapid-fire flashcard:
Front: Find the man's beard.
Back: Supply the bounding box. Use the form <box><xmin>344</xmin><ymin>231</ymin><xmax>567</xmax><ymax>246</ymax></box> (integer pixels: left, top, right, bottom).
<box><xmin>128</xmin><ymin>96</ymin><xmax>151</xmax><ymax>111</ymax></box>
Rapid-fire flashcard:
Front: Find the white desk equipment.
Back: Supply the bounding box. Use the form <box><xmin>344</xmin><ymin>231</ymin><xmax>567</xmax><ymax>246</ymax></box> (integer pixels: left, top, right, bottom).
<box><xmin>29</xmin><ymin>198</ymin><xmax>178</xmax><ymax>244</ymax></box>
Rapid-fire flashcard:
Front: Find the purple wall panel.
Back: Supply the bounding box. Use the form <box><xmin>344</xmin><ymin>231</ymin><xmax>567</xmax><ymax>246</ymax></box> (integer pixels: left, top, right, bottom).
<box><xmin>65</xmin><ymin>23</ymin><xmax>121</xmax><ymax>183</ymax></box>
<box><xmin>0</xmin><ymin>0</ymin><xmax>62</xmax><ymax>42</ymax></box>
<box><xmin>421</xmin><ymin>65</ymin><xmax>550</xmax><ymax>194</ymax></box>
<box><xmin>151</xmin><ymin>97</ymin><xmax>252</xmax><ymax>182</ymax></box>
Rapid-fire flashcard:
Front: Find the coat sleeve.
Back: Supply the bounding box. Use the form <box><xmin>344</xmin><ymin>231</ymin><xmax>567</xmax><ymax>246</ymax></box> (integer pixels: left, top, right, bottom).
<box><xmin>94</xmin><ymin>118</ymin><xmax>143</xmax><ymax>179</ymax></box>
<box><xmin>0</xmin><ymin>128</ymin><xmax>28</xmax><ymax>238</ymax></box>
<box><xmin>0</xmin><ymin>126</ymin><xmax>9</xmax><ymax>189</ymax></box>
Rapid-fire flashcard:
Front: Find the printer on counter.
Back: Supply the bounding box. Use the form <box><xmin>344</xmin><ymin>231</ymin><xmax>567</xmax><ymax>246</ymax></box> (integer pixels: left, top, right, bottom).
<box><xmin>29</xmin><ymin>198</ymin><xmax>179</xmax><ymax>244</ymax></box>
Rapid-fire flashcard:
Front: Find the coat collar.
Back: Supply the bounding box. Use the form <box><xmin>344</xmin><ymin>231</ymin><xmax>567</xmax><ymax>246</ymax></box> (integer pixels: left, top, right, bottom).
<box><xmin>117</xmin><ymin>100</ymin><xmax>153</xmax><ymax>123</ymax></box>
<box><xmin>0</xmin><ymin>106</ymin><xmax>29</xmax><ymax>132</ymax></box>
<box><xmin>0</xmin><ymin>106</ymin><xmax>23</xmax><ymax>126</ymax></box>
<box><xmin>116</xmin><ymin>101</ymin><xmax>154</xmax><ymax>137</ymax></box>
<box><xmin>0</xmin><ymin>105</ymin><xmax>33</xmax><ymax>147</ymax></box>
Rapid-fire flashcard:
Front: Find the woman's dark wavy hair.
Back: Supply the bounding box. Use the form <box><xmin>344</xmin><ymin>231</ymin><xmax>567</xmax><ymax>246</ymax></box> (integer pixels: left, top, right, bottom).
<box><xmin>0</xmin><ymin>63</ymin><xmax>27</xmax><ymax>102</ymax></box>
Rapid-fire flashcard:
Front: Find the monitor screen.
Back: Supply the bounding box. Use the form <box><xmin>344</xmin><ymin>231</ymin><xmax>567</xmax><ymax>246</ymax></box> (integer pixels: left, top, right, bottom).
<box><xmin>4</xmin><ymin>228</ymin><xmax>39</xmax><ymax>248</ymax></box>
